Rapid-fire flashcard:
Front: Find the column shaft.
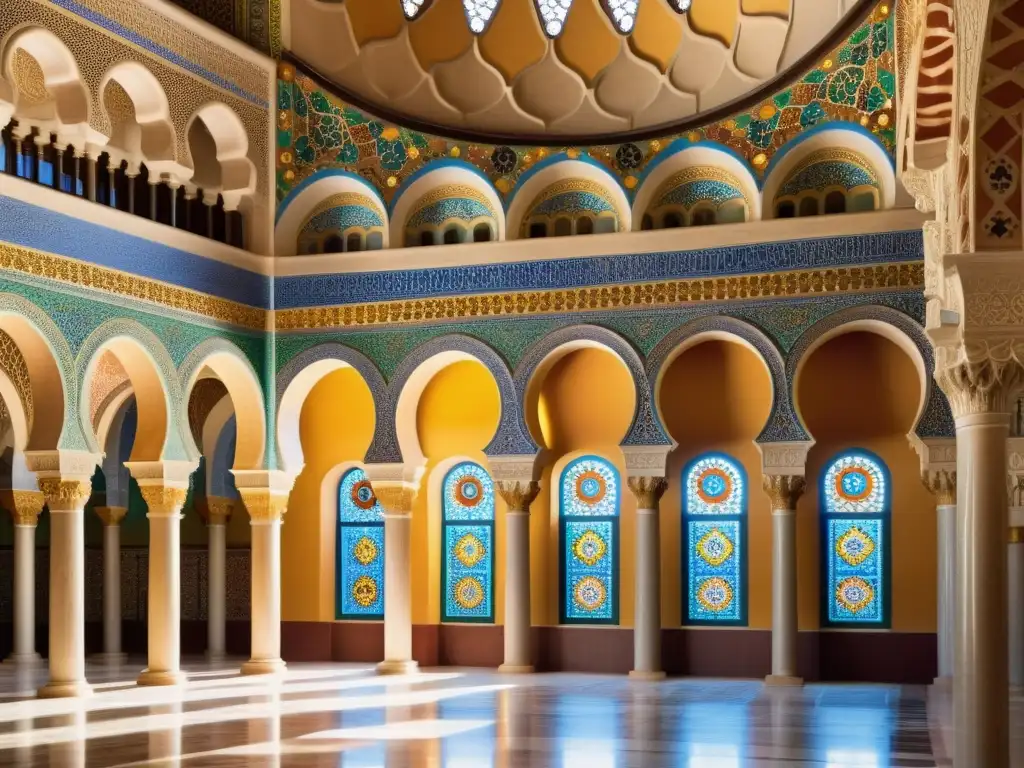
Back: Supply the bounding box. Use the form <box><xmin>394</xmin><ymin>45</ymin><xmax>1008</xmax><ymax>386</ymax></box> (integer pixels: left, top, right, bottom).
<box><xmin>768</xmin><ymin>509</ymin><xmax>798</xmax><ymax>681</ymax></box>
<box><xmin>239</xmin><ymin>490</ymin><xmax>286</xmax><ymax>675</ymax></box>
<box><xmin>501</xmin><ymin>510</ymin><xmax>532</xmax><ymax>671</ymax></box>
<box><xmin>208</xmin><ymin>522</ymin><xmax>227</xmax><ymax>659</ymax></box>
<box><xmin>379</xmin><ymin>512</ymin><xmax>415</xmax><ymax>673</ymax></box>
<box><xmin>9</xmin><ymin>523</ymin><xmax>39</xmax><ymax>661</ymax></box>
<box><xmin>631</xmin><ymin>507</ymin><xmax>663</xmax><ymax>678</ymax></box>
<box><xmin>954</xmin><ymin>412</ymin><xmax>1009</xmax><ymax>766</ymax></box>
<box><xmin>937</xmin><ymin>503</ymin><xmax>956</xmax><ymax>681</ymax></box>
<box><xmin>1010</xmin><ymin>529</ymin><xmax>1024</xmax><ymax>688</ymax></box>
<box><xmin>103</xmin><ymin>523</ymin><xmax>123</xmax><ymax>657</ymax></box>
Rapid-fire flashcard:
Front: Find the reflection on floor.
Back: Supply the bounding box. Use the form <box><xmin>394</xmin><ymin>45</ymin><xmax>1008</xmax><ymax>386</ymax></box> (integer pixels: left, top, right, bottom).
<box><xmin>0</xmin><ymin>660</ymin><xmax>1005</xmax><ymax>767</ymax></box>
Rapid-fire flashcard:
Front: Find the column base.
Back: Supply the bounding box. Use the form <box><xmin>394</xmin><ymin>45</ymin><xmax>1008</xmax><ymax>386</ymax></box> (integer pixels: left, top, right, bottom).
<box><xmin>37</xmin><ymin>679</ymin><xmax>93</xmax><ymax>698</ymax></box>
<box><xmin>765</xmin><ymin>674</ymin><xmax>804</xmax><ymax>687</ymax></box>
<box><xmin>241</xmin><ymin>658</ymin><xmax>287</xmax><ymax>676</ymax></box>
<box><xmin>137</xmin><ymin>669</ymin><xmax>187</xmax><ymax>687</ymax></box>
<box><xmin>90</xmin><ymin>652</ymin><xmax>128</xmax><ymax>665</ymax></box>
<box><xmin>205</xmin><ymin>650</ymin><xmax>227</xmax><ymax>663</ymax></box>
<box><xmin>3</xmin><ymin>652</ymin><xmax>42</xmax><ymax>665</ymax></box>
<box><xmin>932</xmin><ymin>676</ymin><xmax>953</xmax><ymax>690</ymax></box>
<box><xmin>497</xmin><ymin>664</ymin><xmax>534</xmax><ymax>674</ymax></box>
<box><xmin>376</xmin><ymin>659</ymin><xmax>419</xmax><ymax>676</ymax></box>
<box><xmin>628</xmin><ymin>670</ymin><xmax>666</xmax><ymax>681</ymax></box>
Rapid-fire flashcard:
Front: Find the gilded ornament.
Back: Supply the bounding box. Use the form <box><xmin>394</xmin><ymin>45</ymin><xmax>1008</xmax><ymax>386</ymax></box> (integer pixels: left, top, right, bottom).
<box><xmin>697</xmin><ymin>528</ymin><xmax>734</xmax><ymax>567</ymax></box>
<box><xmin>204</xmin><ymin>496</ymin><xmax>234</xmax><ymax>526</ymax></box>
<box><xmin>37</xmin><ymin>478</ymin><xmax>92</xmax><ymax>511</ymax></box>
<box><xmin>7</xmin><ymin>490</ymin><xmax>45</xmax><ymax>526</ymax></box>
<box><xmin>238</xmin><ymin>489</ymin><xmax>288</xmax><ymax>522</ymax></box>
<box><xmin>94</xmin><ymin>505</ymin><xmax>128</xmax><ymax>527</ymax></box>
<box><xmin>835</xmin><ymin>576</ymin><xmax>874</xmax><ymax>613</ymax></box>
<box><xmin>627</xmin><ymin>476</ymin><xmax>668</xmax><ymax>508</ymax></box>
<box><xmin>495</xmin><ymin>480</ymin><xmax>540</xmax><ymax>512</ymax></box>
<box><xmin>353</xmin><ymin>536</ymin><xmax>379</xmax><ymax>565</ymax></box>
<box><xmin>454</xmin><ymin>532</ymin><xmax>486</xmax><ymax>567</ymax></box>
<box><xmin>139</xmin><ymin>486</ymin><xmax>188</xmax><ymax>515</ymax></box>
<box><xmin>696</xmin><ymin>576</ymin><xmax>733</xmax><ymax>612</ymax></box>
<box><xmin>352</xmin><ymin>575</ymin><xmax>378</xmax><ymax>607</ymax></box>
<box><xmin>921</xmin><ymin>469</ymin><xmax>956</xmax><ymax>506</ymax></box>
<box><xmin>835</xmin><ymin>526</ymin><xmax>875</xmax><ymax>566</ymax></box>
<box><xmin>573</xmin><ymin>576</ymin><xmax>607</xmax><ymax>612</ymax></box>
<box><xmin>572</xmin><ymin>529</ymin><xmax>607</xmax><ymax>566</ymax></box>
<box><xmin>761</xmin><ymin>475</ymin><xmax>806</xmax><ymax>510</ymax></box>
<box><xmin>453</xmin><ymin>577</ymin><xmax>485</xmax><ymax>610</ymax></box>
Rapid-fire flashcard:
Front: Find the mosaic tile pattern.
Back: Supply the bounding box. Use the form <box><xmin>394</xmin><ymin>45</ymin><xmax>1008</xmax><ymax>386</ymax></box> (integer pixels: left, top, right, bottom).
<box><xmin>337</xmin><ymin>468</ymin><xmax>385</xmax><ymax>619</ymax></box>
<box><xmin>442</xmin><ymin>462</ymin><xmax>495</xmax><ymax>623</ymax></box>
<box><xmin>408</xmin><ymin>198</ymin><xmax>494</xmax><ymax>229</ymax></box>
<box><xmin>276</xmin><ymin>5</ymin><xmax>895</xmax><ymax>206</ymax></box>
<box><xmin>657</xmin><ymin>179</ymin><xmax>745</xmax><ymax>210</ymax></box>
<box><xmin>777</xmin><ymin>157</ymin><xmax>879</xmax><ymax>200</ymax></box>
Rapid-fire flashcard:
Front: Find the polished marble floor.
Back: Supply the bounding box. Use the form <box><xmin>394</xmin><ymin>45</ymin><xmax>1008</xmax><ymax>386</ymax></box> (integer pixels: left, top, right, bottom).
<box><xmin>0</xmin><ymin>660</ymin><xmax>1018</xmax><ymax>767</ymax></box>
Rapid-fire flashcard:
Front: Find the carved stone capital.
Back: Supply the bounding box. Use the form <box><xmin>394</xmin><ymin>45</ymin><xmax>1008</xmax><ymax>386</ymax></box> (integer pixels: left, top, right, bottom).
<box><xmin>5</xmin><ymin>490</ymin><xmax>44</xmax><ymax>526</ymax></box>
<box><xmin>495</xmin><ymin>480</ymin><xmax>540</xmax><ymax>513</ymax></box>
<box><xmin>757</xmin><ymin>441</ymin><xmax>813</xmax><ymax>477</ymax></box>
<box><xmin>139</xmin><ymin>486</ymin><xmax>188</xmax><ymax>517</ymax></box>
<box><xmin>94</xmin><ymin>505</ymin><xmax>128</xmax><ymax>527</ymax></box>
<box><xmin>922</xmin><ymin>470</ymin><xmax>957</xmax><ymax>506</ymax></box>
<box><xmin>37</xmin><ymin>478</ymin><xmax>92</xmax><ymax>512</ymax></box>
<box><xmin>202</xmin><ymin>496</ymin><xmax>234</xmax><ymax>526</ymax></box>
<box><xmin>238</xmin><ymin>488</ymin><xmax>288</xmax><ymax>524</ymax></box>
<box><xmin>627</xmin><ymin>476</ymin><xmax>668</xmax><ymax>509</ymax></box>
<box><xmin>935</xmin><ymin>354</ymin><xmax>1024</xmax><ymax>418</ymax></box>
<box><xmin>761</xmin><ymin>475</ymin><xmax>806</xmax><ymax>510</ymax></box>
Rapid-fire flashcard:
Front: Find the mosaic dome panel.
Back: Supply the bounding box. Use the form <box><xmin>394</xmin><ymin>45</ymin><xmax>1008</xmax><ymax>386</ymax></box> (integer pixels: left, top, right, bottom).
<box><xmin>299</xmin><ymin>193</ymin><xmax>385</xmax><ymax>235</ymax></box>
<box><xmin>776</xmin><ymin>153</ymin><xmax>879</xmax><ymax>199</ymax></box>
<box><xmin>655</xmin><ymin>178</ymin><xmax>744</xmax><ymax>210</ymax></box>
<box><xmin>407</xmin><ymin>196</ymin><xmax>495</xmax><ymax>228</ymax></box>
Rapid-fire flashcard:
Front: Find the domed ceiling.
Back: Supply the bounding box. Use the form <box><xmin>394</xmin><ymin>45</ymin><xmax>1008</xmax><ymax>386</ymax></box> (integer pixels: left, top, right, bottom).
<box><xmin>286</xmin><ymin>0</ymin><xmax>874</xmax><ymax>141</ymax></box>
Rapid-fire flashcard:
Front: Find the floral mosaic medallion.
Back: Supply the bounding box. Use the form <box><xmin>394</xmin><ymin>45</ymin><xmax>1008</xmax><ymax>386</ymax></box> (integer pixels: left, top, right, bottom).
<box><xmin>353</xmin><ymin>536</ymin><xmax>378</xmax><ymax>566</ymax></box>
<box><xmin>573</xmin><ymin>529</ymin><xmax>607</xmax><ymax>567</ymax></box>
<box><xmin>351</xmin><ymin>480</ymin><xmax>377</xmax><ymax>509</ymax></box>
<box><xmin>455</xmin><ymin>532</ymin><xmax>487</xmax><ymax>568</ymax></box>
<box><xmin>697</xmin><ymin>527</ymin><xmax>734</xmax><ymax>567</ymax></box>
<box><xmin>836</xmin><ymin>526</ymin><xmax>875</xmax><ymax>566</ymax></box>
<box><xmin>836</xmin><ymin>576</ymin><xmax>874</xmax><ymax>614</ymax></box>
<box><xmin>352</xmin><ymin>575</ymin><xmax>379</xmax><ymax>608</ymax></box>
<box><xmin>696</xmin><ymin>467</ymin><xmax>733</xmax><ymax>505</ymax></box>
<box><xmin>455</xmin><ymin>476</ymin><xmax>484</xmax><ymax>507</ymax></box>
<box><xmin>696</xmin><ymin>576</ymin><xmax>734</xmax><ymax>613</ymax></box>
<box><xmin>573</xmin><ymin>576</ymin><xmax>607</xmax><ymax>612</ymax></box>
<box><xmin>835</xmin><ymin>466</ymin><xmax>874</xmax><ymax>502</ymax></box>
<box><xmin>576</xmin><ymin>471</ymin><xmax>607</xmax><ymax>505</ymax></box>
<box><xmin>454</xmin><ymin>576</ymin><xmax>485</xmax><ymax>610</ymax></box>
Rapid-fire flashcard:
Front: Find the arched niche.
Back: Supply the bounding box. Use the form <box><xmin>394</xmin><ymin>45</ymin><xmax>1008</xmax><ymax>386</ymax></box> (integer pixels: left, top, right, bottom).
<box><xmin>390</xmin><ymin>161</ymin><xmax>505</xmax><ymax>245</ymax></box>
<box><xmin>401</xmin><ymin>184</ymin><xmax>498</xmax><ymax>247</ymax></box>
<box><xmin>1</xmin><ymin>26</ymin><xmax>90</xmax><ymax>131</ymax></box>
<box><xmin>184</xmin><ymin>101</ymin><xmax>256</xmax><ymax>201</ymax></box>
<box><xmin>296</xmin><ymin>192</ymin><xmax>386</xmax><ymax>255</ymax></box>
<box><xmin>98</xmin><ymin>61</ymin><xmax>176</xmax><ymax>168</ymax></box>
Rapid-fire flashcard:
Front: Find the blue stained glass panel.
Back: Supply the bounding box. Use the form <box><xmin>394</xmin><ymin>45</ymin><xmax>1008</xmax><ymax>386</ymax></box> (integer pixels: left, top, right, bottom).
<box><xmin>338</xmin><ymin>524</ymin><xmax>384</xmax><ymax>617</ymax></box>
<box><xmin>564</xmin><ymin>519</ymin><xmax>615</xmax><ymax>622</ymax></box>
<box><xmin>561</xmin><ymin>458</ymin><xmax>619</xmax><ymax>517</ymax></box>
<box><xmin>444</xmin><ymin>523</ymin><xmax>493</xmax><ymax>621</ymax></box>
<box><xmin>687</xmin><ymin>519</ymin><xmax>743</xmax><ymax>623</ymax></box>
<box><xmin>443</xmin><ymin>462</ymin><xmax>495</xmax><ymax>521</ymax></box>
<box><xmin>827</xmin><ymin>517</ymin><xmax>884</xmax><ymax>624</ymax></box>
<box><xmin>339</xmin><ymin>468</ymin><xmax>384</xmax><ymax>523</ymax></box>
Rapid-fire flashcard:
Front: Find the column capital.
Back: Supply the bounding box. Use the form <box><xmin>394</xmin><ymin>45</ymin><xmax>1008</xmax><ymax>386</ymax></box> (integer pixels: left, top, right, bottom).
<box><xmin>38</xmin><ymin>478</ymin><xmax>92</xmax><ymax>512</ymax></box>
<box><xmin>922</xmin><ymin>469</ymin><xmax>957</xmax><ymax>506</ymax></box>
<box><xmin>201</xmin><ymin>496</ymin><xmax>234</xmax><ymax>526</ymax></box>
<box><xmin>495</xmin><ymin>480</ymin><xmax>540</xmax><ymax>513</ymax></box>
<box><xmin>934</xmin><ymin>352</ymin><xmax>1024</xmax><ymax>418</ymax></box>
<box><xmin>761</xmin><ymin>475</ymin><xmax>806</xmax><ymax>511</ymax></box>
<box><xmin>4</xmin><ymin>490</ymin><xmax>44</xmax><ymax>526</ymax></box>
<box><xmin>757</xmin><ymin>441</ymin><xmax>813</xmax><ymax>477</ymax></box>
<box><xmin>139</xmin><ymin>486</ymin><xmax>188</xmax><ymax>517</ymax></box>
<box><xmin>94</xmin><ymin>505</ymin><xmax>127</xmax><ymax>527</ymax></box>
<box><xmin>1011</xmin><ymin>527</ymin><xmax>1024</xmax><ymax>544</ymax></box>
<box><xmin>237</xmin><ymin>488</ymin><xmax>287</xmax><ymax>524</ymax></box>
<box><xmin>627</xmin><ymin>476</ymin><xmax>668</xmax><ymax>509</ymax></box>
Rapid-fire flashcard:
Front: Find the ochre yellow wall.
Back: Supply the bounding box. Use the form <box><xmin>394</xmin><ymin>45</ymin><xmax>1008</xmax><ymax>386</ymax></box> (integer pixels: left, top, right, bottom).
<box><xmin>282</xmin><ymin>368</ymin><xmax>375</xmax><ymax>622</ymax></box>
<box><xmin>410</xmin><ymin>360</ymin><xmax>502</xmax><ymax>625</ymax></box>
<box><xmin>796</xmin><ymin>331</ymin><xmax>935</xmax><ymax>632</ymax></box>
<box><xmin>657</xmin><ymin>340</ymin><xmax>773</xmax><ymax>628</ymax></box>
<box><xmin>527</xmin><ymin>347</ymin><xmax>637</xmax><ymax>626</ymax></box>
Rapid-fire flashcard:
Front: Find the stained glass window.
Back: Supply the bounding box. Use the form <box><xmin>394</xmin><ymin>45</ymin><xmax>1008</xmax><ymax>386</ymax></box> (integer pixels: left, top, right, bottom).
<box><xmin>682</xmin><ymin>453</ymin><xmax>747</xmax><ymax>625</ymax></box>
<box><xmin>336</xmin><ymin>468</ymin><xmax>385</xmax><ymax>620</ymax></box>
<box><xmin>560</xmin><ymin>456</ymin><xmax>620</xmax><ymax>625</ymax></box>
<box><xmin>821</xmin><ymin>450</ymin><xmax>890</xmax><ymax>627</ymax></box>
<box><xmin>442</xmin><ymin>462</ymin><xmax>495</xmax><ymax>622</ymax></box>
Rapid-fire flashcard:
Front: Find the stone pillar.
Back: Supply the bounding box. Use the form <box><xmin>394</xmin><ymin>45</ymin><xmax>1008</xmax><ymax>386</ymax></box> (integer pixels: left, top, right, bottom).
<box><xmin>201</xmin><ymin>497</ymin><xmax>233</xmax><ymax>661</ymax></box>
<box><xmin>1010</xmin><ymin>525</ymin><xmax>1024</xmax><ymax>689</ymax></box>
<box><xmin>626</xmin><ymin>476</ymin><xmax>668</xmax><ymax>679</ymax></box>
<box><xmin>238</xmin><ymin>488</ymin><xmax>287</xmax><ymax>675</ymax></box>
<box><xmin>495</xmin><ymin>479</ymin><xmax>540</xmax><ymax>673</ymax></box>
<box><xmin>34</xmin><ymin>471</ymin><xmax>94</xmax><ymax>698</ymax></box>
<box><xmin>762</xmin><ymin>475</ymin><xmax>806</xmax><ymax>685</ymax></box>
<box><xmin>93</xmin><ymin>506</ymin><xmax>127</xmax><ymax>663</ymax></box>
<box><xmin>936</xmin><ymin>360</ymin><xmax>1019</xmax><ymax>768</ymax></box>
<box><xmin>4</xmin><ymin>491</ymin><xmax>44</xmax><ymax>664</ymax></box>
<box><xmin>367</xmin><ymin>466</ymin><xmax>419</xmax><ymax>675</ymax></box>
<box><xmin>922</xmin><ymin>468</ymin><xmax>957</xmax><ymax>685</ymax></box>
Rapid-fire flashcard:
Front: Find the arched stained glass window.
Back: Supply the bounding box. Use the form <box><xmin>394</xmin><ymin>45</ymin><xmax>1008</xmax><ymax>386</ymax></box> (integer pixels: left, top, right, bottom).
<box><xmin>821</xmin><ymin>450</ymin><xmax>891</xmax><ymax>627</ymax></box>
<box><xmin>442</xmin><ymin>462</ymin><xmax>495</xmax><ymax>622</ymax></box>
<box><xmin>682</xmin><ymin>453</ymin><xmax>747</xmax><ymax>625</ymax></box>
<box><xmin>559</xmin><ymin>456</ymin><xmax>620</xmax><ymax>625</ymax></box>
<box><xmin>336</xmin><ymin>468</ymin><xmax>385</xmax><ymax>620</ymax></box>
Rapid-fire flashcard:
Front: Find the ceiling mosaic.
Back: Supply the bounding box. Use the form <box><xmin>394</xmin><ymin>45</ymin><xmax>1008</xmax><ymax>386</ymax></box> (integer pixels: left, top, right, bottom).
<box><xmin>287</xmin><ymin>0</ymin><xmax>873</xmax><ymax>140</ymax></box>
<box><xmin>276</xmin><ymin>1</ymin><xmax>896</xmax><ymax>205</ymax></box>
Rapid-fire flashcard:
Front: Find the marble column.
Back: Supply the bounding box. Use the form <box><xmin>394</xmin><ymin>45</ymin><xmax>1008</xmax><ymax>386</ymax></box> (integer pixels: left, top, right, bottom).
<box><xmin>922</xmin><ymin>470</ymin><xmax>957</xmax><ymax>685</ymax></box>
<box><xmin>762</xmin><ymin>474</ymin><xmax>806</xmax><ymax>686</ymax></box>
<box><xmin>4</xmin><ymin>491</ymin><xmax>44</xmax><ymax>664</ymax></box>
<box><xmin>239</xmin><ymin>489</ymin><xmax>287</xmax><ymax>675</ymax></box>
<box><xmin>495</xmin><ymin>480</ymin><xmax>540</xmax><ymax>673</ymax></box>
<box><xmin>202</xmin><ymin>497</ymin><xmax>233</xmax><ymax>661</ymax></box>
<box><xmin>937</xmin><ymin>362</ymin><xmax>1017</xmax><ymax>768</ymax></box>
<box><xmin>1010</xmin><ymin>526</ymin><xmax>1024</xmax><ymax>689</ymax></box>
<box><xmin>93</xmin><ymin>506</ymin><xmax>127</xmax><ymax>663</ymax></box>
<box><xmin>627</xmin><ymin>476</ymin><xmax>669</xmax><ymax>680</ymax></box>
<box><xmin>369</xmin><ymin>476</ymin><xmax>418</xmax><ymax>675</ymax></box>
<box><xmin>36</xmin><ymin>476</ymin><xmax>93</xmax><ymax>698</ymax></box>
<box><xmin>134</xmin><ymin>481</ymin><xmax>190</xmax><ymax>686</ymax></box>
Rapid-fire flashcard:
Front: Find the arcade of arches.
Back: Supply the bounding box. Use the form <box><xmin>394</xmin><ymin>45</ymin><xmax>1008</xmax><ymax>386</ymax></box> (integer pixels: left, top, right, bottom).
<box><xmin>2</xmin><ymin>0</ymin><xmax>1024</xmax><ymax>765</ymax></box>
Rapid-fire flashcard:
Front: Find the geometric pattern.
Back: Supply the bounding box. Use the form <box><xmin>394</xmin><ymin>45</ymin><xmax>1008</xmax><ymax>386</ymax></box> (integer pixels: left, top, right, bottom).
<box><xmin>442</xmin><ymin>462</ymin><xmax>494</xmax><ymax>622</ymax></box>
<box><xmin>337</xmin><ymin>468</ymin><xmax>385</xmax><ymax>619</ymax></box>
<box><xmin>560</xmin><ymin>455</ymin><xmax>619</xmax><ymax>624</ymax></box>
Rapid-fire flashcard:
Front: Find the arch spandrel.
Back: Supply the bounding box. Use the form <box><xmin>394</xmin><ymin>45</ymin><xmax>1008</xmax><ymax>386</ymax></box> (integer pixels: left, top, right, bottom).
<box><xmin>514</xmin><ymin>324</ymin><xmax>670</xmax><ymax>448</ymax></box>
<box><xmin>645</xmin><ymin>315</ymin><xmax>806</xmax><ymax>443</ymax></box>
<box><xmin>387</xmin><ymin>333</ymin><xmax>534</xmax><ymax>463</ymax></box>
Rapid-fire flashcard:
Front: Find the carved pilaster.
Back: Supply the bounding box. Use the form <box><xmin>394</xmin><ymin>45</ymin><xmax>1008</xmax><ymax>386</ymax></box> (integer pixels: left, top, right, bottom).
<box><xmin>627</xmin><ymin>476</ymin><xmax>668</xmax><ymax>509</ymax></box>
<box><xmin>37</xmin><ymin>478</ymin><xmax>92</xmax><ymax>512</ymax></box>
<box><xmin>922</xmin><ymin>470</ymin><xmax>957</xmax><ymax>506</ymax></box>
<box><xmin>761</xmin><ymin>475</ymin><xmax>806</xmax><ymax>510</ymax></box>
<box><xmin>238</xmin><ymin>489</ymin><xmax>288</xmax><ymax>523</ymax></box>
<box><xmin>495</xmin><ymin>481</ymin><xmax>540</xmax><ymax>513</ymax></box>
<box><xmin>5</xmin><ymin>490</ymin><xmax>44</xmax><ymax>526</ymax></box>
<box><xmin>94</xmin><ymin>505</ymin><xmax>127</xmax><ymax>527</ymax></box>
